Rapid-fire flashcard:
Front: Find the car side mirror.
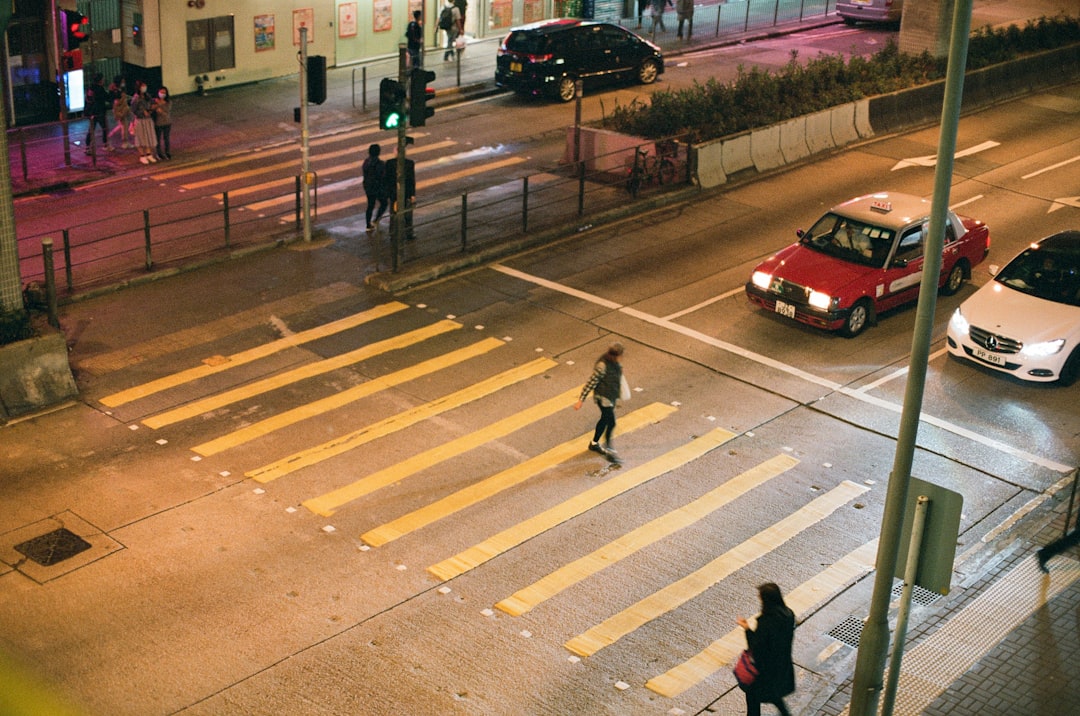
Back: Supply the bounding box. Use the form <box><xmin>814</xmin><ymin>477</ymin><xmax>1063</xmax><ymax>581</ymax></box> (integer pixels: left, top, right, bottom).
<box><xmin>796</xmin><ymin>229</ymin><xmax>805</xmax><ymax>238</ymax></box>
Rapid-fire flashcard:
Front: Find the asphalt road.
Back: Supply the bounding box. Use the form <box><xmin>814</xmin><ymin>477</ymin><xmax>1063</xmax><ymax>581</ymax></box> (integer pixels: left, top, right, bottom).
<box><xmin>2</xmin><ymin>80</ymin><xmax>1078</xmax><ymax>715</ymax></box>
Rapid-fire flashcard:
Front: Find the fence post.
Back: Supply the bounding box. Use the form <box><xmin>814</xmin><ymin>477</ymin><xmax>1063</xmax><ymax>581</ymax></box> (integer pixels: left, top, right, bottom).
<box><xmin>61</xmin><ymin>229</ymin><xmax>73</xmax><ymax>293</ymax></box>
<box><xmin>522</xmin><ymin>176</ymin><xmax>529</xmax><ymax>233</ymax></box>
<box><xmin>18</xmin><ymin>130</ymin><xmax>28</xmax><ymax>181</ymax></box>
<box><xmin>41</xmin><ymin>238</ymin><xmax>59</xmax><ymax>328</ymax></box>
<box><xmin>62</xmin><ymin>120</ymin><xmax>72</xmax><ymax>167</ymax></box>
<box><xmin>460</xmin><ymin>193</ymin><xmax>468</xmax><ymax>251</ymax></box>
<box><xmin>223</xmin><ymin>190</ymin><xmax>231</xmax><ymax>248</ymax></box>
<box><xmin>295</xmin><ymin>175</ymin><xmax>302</xmax><ymax>230</ymax></box>
<box><xmin>744</xmin><ymin>0</ymin><xmax>751</xmax><ymax>32</ymax></box>
<box><xmin>578</xmin><ymin>161</ymin><xmax>586</xmax><ymax>217</ymax></box>
<box><xmin>143</xmin><ymin>209</ymin><xmax>153</xmax><ymax>270</ymax></box>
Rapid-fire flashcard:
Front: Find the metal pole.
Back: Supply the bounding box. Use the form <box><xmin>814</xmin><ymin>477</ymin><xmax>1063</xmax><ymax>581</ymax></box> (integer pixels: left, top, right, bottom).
<box><xmin>143</xmin><ymin>209</ymin><xmax>152</xmax><ymax>270</ymax></box>
<box><xmin>522</xmin><ymin>176</ymin><xmax>529</xmax><ymax>233</ymax></box>
<box><xmin>393</xmin><ymin>44</ymin><xmax>408</xmax><ymax>271</ymax></box>
<box><xmin>848</xmin><ymin>1</ymin><xmax>973</xmax><ymax>713</ymax></box>
<box><xmin>223</xmin><ymin>190</ymin><xmax>231</xmax><ymax>248</ymax></box>
<box><xmin>61</xmin><ymin>229</ymin><xmax>73</xmax><ymax>293</ymax></box>
<box><xmin>41</xmin><ymin>238</ymin><xmax>58</xmax><ymax>328</ymax></box>
<box><xmin>299</xmin><ymin>27</ymin><xmax>312</xmax><ymax>243</ymax></box>
<box><xmin>880</xmin><ymin>495</ymin><xmax>929</xmax><ymax>716</ymax></box>
<box><xmin>460</xmin><ymin>193</ymin><xmax>467</xmax><ymax>251</ymax></box>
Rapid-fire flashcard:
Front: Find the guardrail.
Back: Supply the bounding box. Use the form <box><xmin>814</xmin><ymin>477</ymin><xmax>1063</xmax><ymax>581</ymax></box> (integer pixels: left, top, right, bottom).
<box><xmin>19</xmin><ymin>139</ymin><xmax>690</xmax><ymax>300</ymax></box>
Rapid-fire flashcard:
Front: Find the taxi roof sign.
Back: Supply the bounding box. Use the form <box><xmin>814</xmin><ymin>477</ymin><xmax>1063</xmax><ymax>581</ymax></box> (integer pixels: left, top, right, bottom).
<box><xmin>870</xmin><ymin>200</ymin><xmax>892</xmax><ymax>213</ymax></box>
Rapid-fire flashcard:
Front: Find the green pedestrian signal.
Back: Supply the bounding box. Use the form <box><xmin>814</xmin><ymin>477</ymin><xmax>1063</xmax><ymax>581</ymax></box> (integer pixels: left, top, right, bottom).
<box><xmin>379</xmin><ymin>78</ymin><xmax>406</xmax><ymax>130</ymax></box>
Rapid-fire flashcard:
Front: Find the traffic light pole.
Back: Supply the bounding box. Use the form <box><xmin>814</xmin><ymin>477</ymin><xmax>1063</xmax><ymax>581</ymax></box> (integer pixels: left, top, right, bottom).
<box><xmin>299</xmin><ymin>27</ymin><xmax>312</xmax><ymax>243</ymax></box>
<box><xmin>393</xmin><ymin>45</ymin><xmax>407</xmax><ymax>269</ymax></box>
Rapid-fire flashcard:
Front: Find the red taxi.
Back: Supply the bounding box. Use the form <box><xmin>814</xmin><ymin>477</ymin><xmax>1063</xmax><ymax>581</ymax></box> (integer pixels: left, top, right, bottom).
<box><xmin>745</xmin><ymin>192</ymin><xmax>990</xmax><ymax>337</ymax></box>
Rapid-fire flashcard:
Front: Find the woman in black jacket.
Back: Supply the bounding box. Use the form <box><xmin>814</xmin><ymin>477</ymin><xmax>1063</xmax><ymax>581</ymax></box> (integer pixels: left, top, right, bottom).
<box><xmin>737</xmin><ymin>582</ymin><xmax>796</xmax><ymax>716</ymax></box>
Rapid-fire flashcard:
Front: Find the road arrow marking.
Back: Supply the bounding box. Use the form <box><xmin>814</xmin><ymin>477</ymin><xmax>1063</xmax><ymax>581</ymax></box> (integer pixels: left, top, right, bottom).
<box><xmin>891</xmin><ymin>140</ymin><xmax>1000</xmax><ymax>170</ymax></box>
<box><xmin>1049</xmin><ymin>196</ymin><xmax>1080</xmax><ymax>213</ymax></box>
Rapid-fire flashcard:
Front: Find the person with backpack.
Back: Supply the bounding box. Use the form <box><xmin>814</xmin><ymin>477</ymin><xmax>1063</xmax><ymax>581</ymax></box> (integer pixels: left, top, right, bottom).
<box><xmin>406</xmin><ymin>10</ymin><xmax>423</xmax><ymax>68</ymax></box>
<box><xmin>362</xmin><ymin>144</ymin><xmax>389</xmax><ymax>232</ymax></box>
<box><xmin>439</xmin><ymin>0</ymin><xmax>460</xmax><ymax>62</ymax></box>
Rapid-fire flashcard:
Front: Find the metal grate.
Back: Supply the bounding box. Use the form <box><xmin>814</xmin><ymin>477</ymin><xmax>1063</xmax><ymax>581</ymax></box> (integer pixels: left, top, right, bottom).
<box><xmin>14</xmin><ymin>528</ymin><xmax>92</xmax><ymax>566</ymax></box>
<box><xmin>827</xmin><ymin>615</ymin><xmax>865</xmax><ymax>648</ymax></box>
<box><xmin>891</xmin><ymin>582</ymin><xmax>943</xmax><ymax>607</ymax></box>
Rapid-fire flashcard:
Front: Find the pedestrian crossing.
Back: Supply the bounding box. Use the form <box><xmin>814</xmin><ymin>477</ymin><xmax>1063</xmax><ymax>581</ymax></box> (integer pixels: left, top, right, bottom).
<box><xmin>96</xmin><ymin>299</ymin><xmax>883</xmax><ymax>703</ymax></box>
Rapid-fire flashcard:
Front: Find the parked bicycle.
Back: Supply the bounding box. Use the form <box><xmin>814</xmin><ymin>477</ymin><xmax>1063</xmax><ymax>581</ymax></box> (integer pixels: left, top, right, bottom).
<box><xmin>625</xmin><ymin>142</ymin><xmax>677</xmax><ymax>198</ymax></box>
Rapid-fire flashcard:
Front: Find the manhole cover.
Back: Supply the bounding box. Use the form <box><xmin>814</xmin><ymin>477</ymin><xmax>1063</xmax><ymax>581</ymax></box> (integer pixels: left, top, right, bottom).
<box><xmin>827</xmin><ymin>615</ymin><xmax>865</xmax><ymax>648</ymax></box>
<box><xmin>14</xmin><ymin>528</ymin><xmax>91</xmax><ymax>566</ymax></box>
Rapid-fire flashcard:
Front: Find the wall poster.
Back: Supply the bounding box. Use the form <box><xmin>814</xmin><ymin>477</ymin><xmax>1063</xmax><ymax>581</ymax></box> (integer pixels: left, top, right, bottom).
<box><xmin>292</xmin><ymin>8</ymin><xmax>314</xmax><ymax>44</ymax></box>
<box><xmin>254</xmin><ymin>14</ymin><xmax>275</xmax><ymax>51</ymax></box>
<box><xmin>373</xmin><ymin>0</ymin><xmax>392</xmax><ymax>32</ymax></box>
<box><xmin>339</xmin><ymin>3</ymin><xmax>358</xmax><ymax>37</ymax></box>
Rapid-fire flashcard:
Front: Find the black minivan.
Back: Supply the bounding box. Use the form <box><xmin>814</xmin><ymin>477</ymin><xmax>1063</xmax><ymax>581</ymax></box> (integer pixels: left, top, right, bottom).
<box><xmin>495</xmin><ymin>19</ymin><xmax>664</xmax><ymax>102</ymax></box>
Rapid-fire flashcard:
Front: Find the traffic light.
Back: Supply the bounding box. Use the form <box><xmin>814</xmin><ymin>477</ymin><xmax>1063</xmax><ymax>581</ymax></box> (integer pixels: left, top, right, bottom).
<box><xmin>65</xmin><ymin>10</ymin><xmax>89</xmax><ymax>49</ymax></box>
<box><xmin>409</xmin><ymin>69</ymin><xmax>436</xmax><ymax>128</ymax></box>
<box><xmin>307</xmin><ymin>55</ymin><xmax>327</xmax><ymax>105</ymax></box>
<box><xmin>379</xmin><ymin>78</ymin><xmax>405</xmax><ymax>130</ymax></box>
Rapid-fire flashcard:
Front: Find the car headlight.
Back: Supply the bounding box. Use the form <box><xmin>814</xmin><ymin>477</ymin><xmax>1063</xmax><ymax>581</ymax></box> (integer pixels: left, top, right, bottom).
<box><xmin>1020</xmin><ymin>338</ymin><xmax>1066</xmax><ymax>358</ymax></box>
<box><xmin>807</xmin><ymin>290</ymin><xmax>833</xmax><ymax>310</ymax></box>
<box><xmin>948</xmin><ymin>308</ymin><xmax>969</xmax><ymax>336</ymax></box>
<box><xmin>751</xmin><ymin>271</ymin><xmax>772</xmax><ymax>290</ymax></box>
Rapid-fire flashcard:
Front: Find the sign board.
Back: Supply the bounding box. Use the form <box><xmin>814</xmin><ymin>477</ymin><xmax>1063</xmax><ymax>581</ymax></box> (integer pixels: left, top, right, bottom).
<box><xmin>893</xmin><ymin>477</ymin><xmax>963</xmax><ymax>595</ymax></box>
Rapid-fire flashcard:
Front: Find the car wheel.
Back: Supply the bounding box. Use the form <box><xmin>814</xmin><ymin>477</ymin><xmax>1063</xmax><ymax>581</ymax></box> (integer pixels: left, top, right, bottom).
<box><xmin>841</xmin><ymin>299</ymin><xmax>872</xmax><ymax>338</ymax></box>
<box><xmin>555</xmin><ymin>76</ymin><xmax>576</xmax><ymax>102</ymax></box>
<box><xmin>637</xmin><ymin>60</ymin><xmax>659</xmax><ymax>85</ymax></box>
<box><xmin>940</xmin><ymin>261</ymin><xmax>967</xmax><ymax>296</ymax></box>
<box><xmin>1059</xmin><ymin>347</ymin><xmax>1080</xmax><ymax>387</ymax></box>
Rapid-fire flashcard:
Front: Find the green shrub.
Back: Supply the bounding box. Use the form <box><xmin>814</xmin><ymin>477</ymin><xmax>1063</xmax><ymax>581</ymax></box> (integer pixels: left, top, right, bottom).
<box><xmin>0</xmin><ymin>309</ymin><xmax>32</xmax><ymax>344</ymax></box>
<box><xmin>602</xmin><ymin>15</ymin><xmax>1078</xmax><ymax>141</ymax></box>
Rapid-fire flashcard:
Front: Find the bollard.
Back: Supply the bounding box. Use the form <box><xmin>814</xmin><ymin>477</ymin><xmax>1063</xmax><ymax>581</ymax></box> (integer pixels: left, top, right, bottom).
<box><xmin>460</xmin><ymin>193</ymin><xmax>468</xmax><ymax>252</ymax></box>
<box><xmin>41</xmin><ymin>238</ymin><xmax>59</xmax><ymax>328</ymax></box>
<box><xmin>522</xmin><ymin>176</ymin><xmax>529</xmax><ymax>233</ymax></box>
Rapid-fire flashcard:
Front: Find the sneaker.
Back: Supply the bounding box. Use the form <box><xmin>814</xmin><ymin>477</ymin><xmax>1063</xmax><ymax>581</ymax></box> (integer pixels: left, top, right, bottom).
<box><xmin>588</xmin><ymin>442</ymin><xmax>605</xmax><ymax>454</ymax></box>
<box><xmin>147</xmin><ymin>155</ymin><xmax>157</xmax><ymax>163</ymax></box>
<box><xmin>366</xmin><ymin>224</ymin><xmax>374</xmax><ymax>232</ymax></box>
<box><xmin>121</xmin><ymin>142</ymin><xmax>131</xmax><ymax>149</ymax></box>
<box><xmin>139</xmin><ymin>156</ymin><xmax>149</xmax><ymax>164</ymax></box>
<box><xmin>604</xmin><ymin>442</ymin><xmax>617</xmax><ymax>455</ymax></box>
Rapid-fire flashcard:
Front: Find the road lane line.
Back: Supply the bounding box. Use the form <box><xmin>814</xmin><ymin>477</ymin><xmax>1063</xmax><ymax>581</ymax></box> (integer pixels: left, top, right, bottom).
<box><xmin>304</xmin><ymin>387</ymin><xmax>583</xmax><ymax>516</ymax></box>
<box><xmin>646</xmin><ymin>538</ymin><xmax>879</xmax><ymax>697</ymax></box>
<box><xmin>491</xmin><ymin>265</ymin><xmax>1074</xmax><ymax>474</ymax></box>
<box><xmin>362</xmin><ymin>402</ymin><xmax>679</xmax><ymax>547</ymax></box>
<box><xmin>196</xmin><ymin>336</ymin><xmax>508</xmax><ymax>458</ymax></box>
<box><xmin>99</xmin><ymin>301</ymin><xmax>408</xmax><ymax>408</ymax></box>
<box><xmin>426</xmin><ymin>428</ymin><xmax>736</xmax><ymax>582</ymax></box>
<box><xmin>855</xmin><ymin>347</ymin><xmax>949</xmax><ymax>393</ymax></box>
<box><xmin>663</xmin><ymin>287</ymin><xmax>744</xmax><ymax>321</ymax></box>
<box><xmin>564</xmin><ymin>480</ymin><xmax>869</xmax><ymax>658</ymax></box>
<box><xmin>1021</xmin><ymin>154</ymin><xmax>1080</xmax><ymax>179</ymax></box>
<box><xmin>242</xmin><ymin>354</ymin><xmax>554</xmax><ymax>479</ymax></box>
<box><xmin>839</xmin><ymin>556</ymin><xmax>1080</xmax><ymax>716</ymax></box>
<box><xmin>495</xmin><ymin>454</ymin><xmax>799</xmax><ymax>617</ymax></box>
<box><xmin>143</xmin><ymin>319</ymin><xmax>461</xmax><ymax>429</ymax></box>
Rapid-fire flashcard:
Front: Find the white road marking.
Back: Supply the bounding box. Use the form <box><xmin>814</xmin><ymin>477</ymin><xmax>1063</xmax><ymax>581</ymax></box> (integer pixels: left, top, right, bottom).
<box><xmin>891</xmin><ymin>141</ymin><xmax>1000</xmax><ymax>171</ymax></box>
<box><xmin>491</xmin><ymin>265</ymin><xmax>1074</xmax><ymax>474</ymax></box>
<box><xmin>663</xmin><ymin>286</ymin><xmax>744</xmax><ymax>320</ymax></box>
<box><xmin>1048</xmin><ymin>195</ymin><xmax>1080</xmax><ymax>213</ymax></box>
<box><xmin>1021</xmin><ymin>153</ymin><xmax>1080</xmax><ymax>179</ymax></box>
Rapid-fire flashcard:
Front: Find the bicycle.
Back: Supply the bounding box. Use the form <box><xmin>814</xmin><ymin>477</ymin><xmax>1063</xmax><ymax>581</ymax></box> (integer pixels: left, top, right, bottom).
<box><xmin>625</xmin><ymin>144</ymin><xmax>677</xmax><ymax>198</ymax></box>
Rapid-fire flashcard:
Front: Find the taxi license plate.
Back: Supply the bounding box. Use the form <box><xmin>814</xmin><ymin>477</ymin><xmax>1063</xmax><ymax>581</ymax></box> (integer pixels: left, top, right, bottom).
<box><xmin>510</xmin><ymin>61</ymin><xmax>523</xmax><ymax>73</ymax></box>
<box><xmin>775</xmin><ymin>300</ymin><xmax>796</xmax><ymax>319</ymax></box>
<box><xmin>972</xmin><ymin>346</ymin><xmax>1006</xmax><ymax>366</ymax></box>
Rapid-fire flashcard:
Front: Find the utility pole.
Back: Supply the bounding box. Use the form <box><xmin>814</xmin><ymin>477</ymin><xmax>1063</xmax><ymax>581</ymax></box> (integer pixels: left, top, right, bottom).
<box><xmin>0</xmin><ymin>5</ymin><xmax>23</xmax><ymax>322</ymax></box>
<box><xmin>392</xmin><ymin>44</ymin><xmax>408</xmax><ymax>267</ymax></box>
<box><xmin>299</xmin><ymin>27</ymin><xmax>312</xmax><ymax>243</ymax></box>
<box><xmin>848</xmin><ymin>0</ymin><xmax>974</xmax><ymax>712</ymax></box>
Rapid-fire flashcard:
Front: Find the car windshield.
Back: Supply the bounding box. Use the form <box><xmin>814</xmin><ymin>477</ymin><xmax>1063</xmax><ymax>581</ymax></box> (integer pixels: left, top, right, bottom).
<box><xmin>800</xmin><ymin>213</ymin><xmax>895</xmax><ymax>268</ymax></box>
<box><xmin>996</xmin><ymin>248</ymin><xmax>1080</xmax><ymax>306</ymax></box>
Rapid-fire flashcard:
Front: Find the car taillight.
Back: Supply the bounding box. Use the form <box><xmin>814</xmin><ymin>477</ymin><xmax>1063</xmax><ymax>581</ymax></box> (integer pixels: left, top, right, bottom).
<box><xmin>526</xmin><ymin>53</ymin><xmax>553</xmax><ymax>63</ymax></box>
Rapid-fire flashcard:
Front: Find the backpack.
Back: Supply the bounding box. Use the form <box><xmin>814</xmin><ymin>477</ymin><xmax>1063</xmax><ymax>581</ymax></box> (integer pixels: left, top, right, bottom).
<box><xmin>438</xmin><ymin>6</ymin><xmax>454</xmax><ymax>31</ymax></box>
<box><xmin>363</xmin><ymin>157</ymin><xmax>386</xmax><ymax>194</ymax></box>
<box><xmin>406</xmin><ymin>20</ymin><xmax>422</xmax><ymax>44</ymax></box>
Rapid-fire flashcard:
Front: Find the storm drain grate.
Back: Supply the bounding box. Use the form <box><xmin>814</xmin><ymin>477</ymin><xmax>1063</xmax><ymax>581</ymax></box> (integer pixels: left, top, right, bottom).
<box><xmin>14</xmin><ymin>528</ymin><xmax>91</xmax><ymax>566</ymax></box>
<box><xmin>891</xmin><ymin>582</ymin><xmax>943</xmax><ymax>607</ymax></box>
<box><xmin>827</xmin><ymin>615</ymin><xmax>865</xmax><ymax>648</ymax></box>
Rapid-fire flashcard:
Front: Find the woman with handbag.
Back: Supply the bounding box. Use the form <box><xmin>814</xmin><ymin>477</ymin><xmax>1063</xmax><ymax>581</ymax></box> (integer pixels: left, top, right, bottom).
<box><xmin>736</xmin><ymin>582</ymin><xmax>796</xmax><ymax>716</ymax></box>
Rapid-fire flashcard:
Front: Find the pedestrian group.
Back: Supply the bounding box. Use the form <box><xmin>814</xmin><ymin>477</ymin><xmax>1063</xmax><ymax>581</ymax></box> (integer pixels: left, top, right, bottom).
<box><xmin>83</xmin><ymin>73</ymin><xmax>175</xmax><ymax>164</ymax></box>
